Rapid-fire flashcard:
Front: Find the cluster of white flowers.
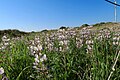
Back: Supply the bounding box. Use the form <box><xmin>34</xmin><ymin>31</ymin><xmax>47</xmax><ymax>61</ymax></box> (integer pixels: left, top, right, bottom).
<box><xmin>113</xmin><ymin>33</ymin><xmax>120</xmax><ymax>45</ymax></box>
<box><xmin>11</xmin><ymin>37</ymin><xmax>21</xmax><ymax>41</ymax></box>
<box><xmin>42</xmin><ymin>28</ymin><xmax>77</xmax><ymax>51</ymax></box>
<box><xmin>0</xmin><ymin>67</ymin><xmax>8</xmax><ymax>80</ymax></box>
<box><xmin>86</xmin><ymin>40</ymin><xmax>94</xmax><ymax>53</ymax></box>
<box><xmin>0</xmin><ymin>67</ymin><xmax>4</xmax><ymax>75</ymax></box>
<box><xmin>28</xmin><ymin>36</ymin><xmax>48</xmax><ymax>73</ymax></box>
<box><xmin>96</xmin><ymin>29</ymin><xmax>111</xmax><ymax>41</ymax></box>
<box><xmin>30</xmin><ymin>27</ymin><xmax>120</xmax><ymax>53</ymax></box>
<box><xmin>79</xmin><ymin>27</ymin><xmax>94</xmax><ymax>53</ymax></box>
<box><xmin>80</xmin><ymin>27</ymin><xmax>91</xmax><ymax>39</ymax></box>
<box><xmin>96</xmin><ymin>30</ymin><xmax>120</xmax><ymax>46</ymax></box>
<box><xmin>76</xmin><ymin>38</ymin><xmax>83</xmax><ymax>48</ymax></box>
<box><xmin>0</xmin><ymin>35</ymin><xmax>10</xmax><ymax>50</ymax></box>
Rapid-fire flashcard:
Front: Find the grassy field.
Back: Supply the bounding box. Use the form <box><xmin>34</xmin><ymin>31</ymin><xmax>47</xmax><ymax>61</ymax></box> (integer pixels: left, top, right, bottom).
<box><xmin>0</xmin><ymin>22</ymin><xmax>120</xmax><ymax>80</ymax></box>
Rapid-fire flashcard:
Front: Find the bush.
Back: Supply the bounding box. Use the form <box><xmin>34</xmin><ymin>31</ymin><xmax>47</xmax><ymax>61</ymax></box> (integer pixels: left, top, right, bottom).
<box><xmin>81</xmin><ymin>24</ymin><xmax>89</xmax><ymax>27</ymax></box>
<box><xmin>93</xmin><ymin>22</ymin><xmax>106</xmax><ymax>27</ymax></box>
<box><xmin>59</xmin><ymin>26</ymin><xmax>67</xmax><ymax>29</ymax></box>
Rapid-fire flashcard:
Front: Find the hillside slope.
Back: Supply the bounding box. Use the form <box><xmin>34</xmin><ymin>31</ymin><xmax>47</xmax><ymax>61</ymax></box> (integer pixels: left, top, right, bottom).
<box><xmin>0</xmin><ymin>22</ymin><xmax>120</xmax><ymax>37</ymax></box>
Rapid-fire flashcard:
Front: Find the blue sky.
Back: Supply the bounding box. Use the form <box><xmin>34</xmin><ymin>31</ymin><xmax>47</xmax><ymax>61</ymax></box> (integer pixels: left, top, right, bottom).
<box><xmin>0</xmin><ymin>0</ymin><xmax>120</xmax><ymax>32</ymax></box>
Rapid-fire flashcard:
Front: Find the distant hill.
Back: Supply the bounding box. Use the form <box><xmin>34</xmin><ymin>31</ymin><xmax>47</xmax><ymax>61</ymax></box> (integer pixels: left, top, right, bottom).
<box><xmin>0</xmin><ymin>29</ymin><xmax>29</xmax><ymax>37</ymax></box>
<box><xmin>0</xmin><ymin>22</ymin><xmax>120</xmax><ymax>37</ymax></box>
<box><xmin>90</xmin><ymin>22</ymin><xmax>120</xmax><ymax>31</ymax></box>
<box><xmin>78</xmin><ymin>22</ymin><xmax>120</xmax><ymax>30</ymax></box>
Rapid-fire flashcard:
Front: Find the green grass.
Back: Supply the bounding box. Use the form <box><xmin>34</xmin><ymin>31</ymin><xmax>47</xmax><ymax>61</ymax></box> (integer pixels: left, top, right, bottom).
<box><xmin>0</xmin><ymin>40</ymin><xmax>34</xmax><ymax>80</ymax></box>
<box><xmin>0</xmin><ymin>34</ymin><xmax>120</xmax><ymax>80</ymax></box>
<box><xmin>0</xmin><ymin>24</ymin><xmax>120</xmax><ymax>80</ymax></box>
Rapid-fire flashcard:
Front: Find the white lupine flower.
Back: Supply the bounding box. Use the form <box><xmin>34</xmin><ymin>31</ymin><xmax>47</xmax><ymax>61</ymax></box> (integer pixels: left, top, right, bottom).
<box><xmin>60</xmin><ymin>41</ymin><xmax>64</xmax><ymax>45</ymax></box>
<box><xmin>86</xmin><ymin>40</ymin><xmax>92</xmax><ymax>44</ymax></box>
<box><xmin>0</xmin><ymin>67</ymin><xmax>4</xmax><ymax>74</ymax></box>
<box><xmin>1</xmin><ymin>76</ymin><xmax>8</xmax><ymax>80</ymax></box>
<box><xmin>3</xmin><ymin>35</ymin><xmax>7</xmax><ymax>38</ymax></box>
<box><xmin>113</xmin><ymin>37</ymin><xmax>117</xmax><ymax>40</ymax></box>
<box><xmin>90</xmin><ymin>40</ymin><xmax>93</xmax><ymax>44</ymax></box>
<box><xmin>117</xmin><ymin>37</ymin><xmax>119</xmax><ymax>41</ymax></box>
<box><xmin>113</xmin><ymin>42</ymin><xmax>116</xmax><ymax>45</ymax></box>
<box><xmin>27</xmin><ymin>47</ymin><xmax>29</xmax><ymax>49</ymax></box>
<box><xmin>31</xmin><ymin>41</ymin><xmax>35</xmax><ymax>45</ymax></box>
<box><xmin>30</xmin><ymin>46</ymin><xmax>34</xmax><ymax>49</ymax></box>
<box><xmin>33</xmin><ymin>46</ymin><xmax>38</xmax><ymax>51</ymax></box>
<box><xmin>4</xmin><ymin>43</ymin><xmax>9</xmax><ymax>46</ymax></box>
<box><xmin>37</xmin><ymin>45</ymin><xmax>42</xmax><ymax>50</ymax></box>
<box><xmin>86</xmin><ymin>40</ymin><xmax>89</xmax><ymax>44</ymax></box>
<box><xmin>40</xmin><ymin>58</ymin><xmax>44</xmax><ymax>62</ymax></box>
<box><xmin>33</xmin><ymin>62</ymin><xmax>38</xmax><ymax>66</ymax></box>
<box><xmin>6</xmin><ymin>38</ymin><xmax>10</xmax><ymax>41</ymax></box>
<box><xmin>35</xmin><ymin>58</ymin><xmax>39</xmax><ymax>63</ymax></box>
<box><xmin>1</xmin><ymin>46</ymin><xmax>6</xmax><ymax>49</ymax></box>
<box><xmin>33</xmin><ymin>66</ymin><xmax>37</xmax><ymax>69</ymax></box>
<box><xmin>64</xmin><ymin>40</ymin><xmax>68</xmax><ymax>45</ymax></box>
<box><xmin>88</xmin><ymin>40</ymin><xmax>90</xmax><ymax>44</ymax></box>
<box><xmin>33</xmin><ymin>51</ymin><xmax>36</xmax><ymax>54</ymax></box>
<box><xmin>59</xmin><ymin>46</ymin><xmax>62</xmax><ymax>51</ymax></box>
<box><xmin>87</xmin><ymin>45</ymin><xmax>92</xmax><ymax>50</ymax></box>
<box><xmin>36</xmin><ymin>40</ymin><xmax>40</xmax><ymax>43</ymax></box>
<box><xmin>40</xmin><ymin>54</ymin><xmax>47</xmax><ymax>62</ymax></box>
<box><xmin>2</xmin><ymin>36</ymin><xmax>10</xmax><ymax>42</ymax></box>
<box><xmin>35</xmin><ymin>54</ymin><xmax>39</xmax><ymax>59</ymax></box>
<box><xmin>45</xmin><ymin>41</ymin><xmax>47</xmax><ymax>44</ymax></box>
<box><xmin>116</xmin><ymin>42</ymin><xmax>119</xmax><ymax>45</ymax></box>
<box><xmin>2</xmin><ymin>36</ymin><xmax>7</xmax><ymax>41</ymax></box>
<box><xmin>3</xmin><ymin>38</ymin><xmax>10</xmax><ymax>42</ymax></box>
<box><xmin>39</xmin><ymin>52</ymin><xmax>42</xmax><ymax>56</ymax></box>
<box><xmin>42</xmin><ymin>54</ymin><xmax>47</xmax><ymax>61</ymax></box>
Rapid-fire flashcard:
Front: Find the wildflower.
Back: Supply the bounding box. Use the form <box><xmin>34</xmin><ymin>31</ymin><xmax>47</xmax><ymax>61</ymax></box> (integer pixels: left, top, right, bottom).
<box><xmin>87</xmin><ymin>45</ymin><xmax>92</xmax><ymax>50</ymax></box>
<box><xmin>37</xmin><ymin>45</ymin><xmax>42</xmax><ymax>51</ymax></box>
<box><xmin>33</xmin><ymin>62</ymin><xmax>38</xmax><ymax>66</ymax></box>
<box><xmin>43</xmin><ymin>54</ymin><xmax>47</xmax><ymax>61</ymax></box>
<box><xmin>0</xmin><ymin>67</ymin><xmax>4</xmax><ymax>75</ymax></box>
<box><xmin>35</xmin><ymin>54</ymin><xmax>39</xmax><ymax>59</ymax></box>
<box><xmin>39</xmin><ymin>52</ymin><xmax>42</xmax><ymax>56</ymax></box>
<box><xmin>33</xmin><ymin>46</ymin><xmax>38</xmax><ymax>51</ymax></box>
<box><xmin>40</xmin><ymin>58</ymin><xmax>44</xmax><ymax>62</ymax></box>
<box><xmin>86</xmin><ymin>40</ymin><xmax>93</xmax><ymax>44</ymax></box>
<box><xmin>60</xmin><ymin>41</ymin><xmax>64</xmax><ymax>45</ymax></box>
<box><xmin>113</xmin><ymin>37</ymin><xmax>117</xmax><ymax>40</ymax></box>
<box><xmin>117</xmin><ymin>37</ymin><xmax>119</xmax><ymax>41</ymax></box>
<box><xmin>35</xmin><ymin>58</ymin><xmax>39</xmax><ymax>63</ymax></box>
<box><xmin>59</xmin><ymin>46</ymin><xmax>62</xmax><ymax>51</ymax></box>
<box><xmin>2</xmin><ymin>35</ymin><xmax>10</xmax><ymax>42</ymax></box>
<box><xmin>116</xmin><ymin>42</ymin><xmax>119</xmax><ymax>45</ymax></box>
<box><xmin>4</xmin><ymin>43</ymin><xmax>9</xmax><ymax>46</ymax></box>
<box><xmin>113</xmin><ymin>42</ymin><xmax>116</xmax><ymax>45</ymax></box>
<box><xmin>1</xmin><ymin>73</ymin><xmax>8</xmax><ymax>80</ymax></box>
<box><xmin>33</xmin><ymin>66</ymin><xmax>37</xmax><ymax>69</ymax></box>
<box><xmin>36</xmin><ymin>40</ymin><xmax>40</xmax><ymax>43</ymax></box>
<box><xmin>30</xmin><ymin>46</ymin><xmax>34</xmax><ymax>50</ymax></box>
<box><xmin>40</xmin><ymin>54</ymin><xmax>47</xmax><ymax>62</ymax></box>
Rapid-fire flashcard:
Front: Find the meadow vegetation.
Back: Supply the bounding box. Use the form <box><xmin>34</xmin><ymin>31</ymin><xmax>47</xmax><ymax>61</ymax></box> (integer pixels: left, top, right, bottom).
<box><xmin>0</xmin><ymin>22</ymin><xmax>120</xmax><ymax>80</ymax></box>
